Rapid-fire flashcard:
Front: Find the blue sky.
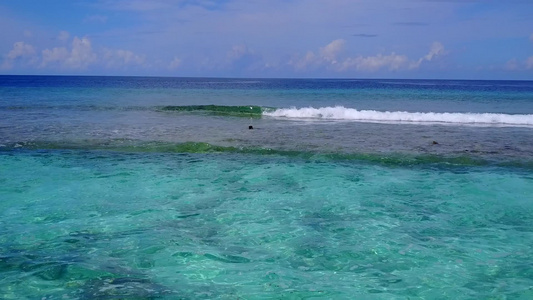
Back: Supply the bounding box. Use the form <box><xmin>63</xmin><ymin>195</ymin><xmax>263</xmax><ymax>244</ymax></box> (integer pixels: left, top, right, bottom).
<box><xmin>0</xmin><ymin>0</ymin><xmax>532</xmax><ymax>79</ymax></box>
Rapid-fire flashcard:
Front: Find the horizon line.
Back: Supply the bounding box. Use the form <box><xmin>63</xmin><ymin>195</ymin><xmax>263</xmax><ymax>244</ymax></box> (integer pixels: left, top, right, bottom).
<box><xmin>1</xmin><ymin>74</ymin><xmax>532</xmax><ymax>82</ymax></box>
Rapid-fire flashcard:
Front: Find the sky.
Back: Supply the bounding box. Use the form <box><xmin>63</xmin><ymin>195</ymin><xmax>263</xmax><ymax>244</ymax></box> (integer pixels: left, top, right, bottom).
<box><xmin>0</xmin><ymin>0</ymin><xmax>532</xmax><ymax>79</ymax></box>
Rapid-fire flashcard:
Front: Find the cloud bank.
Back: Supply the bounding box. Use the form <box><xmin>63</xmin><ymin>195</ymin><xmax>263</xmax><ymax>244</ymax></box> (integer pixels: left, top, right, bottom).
<box><xmin>1</xmin><ymin>35</ymin><xmax>448</xmax><ymax>76</ymax></box>
<box><xmin>2</xmin><ymin>33</ymin><xmax>152</xmax><ymax>72</ymax></box>
<box><xmin>289</xmin><ymin>39</ymin><xmax>446</xmax><ymax>73</ymax></box>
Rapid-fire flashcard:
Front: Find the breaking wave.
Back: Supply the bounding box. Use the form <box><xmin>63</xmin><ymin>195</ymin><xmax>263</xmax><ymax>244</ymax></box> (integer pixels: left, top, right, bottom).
<box><xmin>263</xmin><ymin>106</ymin><xmax>533</xmax><ymax>127</ymax></box>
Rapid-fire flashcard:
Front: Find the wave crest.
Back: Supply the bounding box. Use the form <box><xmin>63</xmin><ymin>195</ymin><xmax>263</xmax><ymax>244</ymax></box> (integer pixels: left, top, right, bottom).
<box><xmin>160</xmin><ymin>105</ymin><xmax>263</xmax><ymax>116</ymax></box>
<box><xmin>263</xmin><ymin>106</ymin><xmax>533</xmax><ymax>126</ymax></box>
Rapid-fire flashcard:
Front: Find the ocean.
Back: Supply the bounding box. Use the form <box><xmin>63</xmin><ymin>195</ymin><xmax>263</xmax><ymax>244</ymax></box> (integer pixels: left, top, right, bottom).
<box><xmin>0</xmin><ymin>76</ymin><xmax>532</xmax><ymax>299</ymax></box>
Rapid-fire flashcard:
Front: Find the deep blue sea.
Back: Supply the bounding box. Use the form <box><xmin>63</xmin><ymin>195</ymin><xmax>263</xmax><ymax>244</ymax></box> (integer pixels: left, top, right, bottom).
<box><xmin>1</xmin><ymin>76</ymin><xmax>532</xmax><ymax>299</ymax></box>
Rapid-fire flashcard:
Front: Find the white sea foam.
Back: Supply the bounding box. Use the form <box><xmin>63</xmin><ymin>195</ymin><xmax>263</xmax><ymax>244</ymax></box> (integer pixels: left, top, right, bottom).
<box><xmin>263</xmin><ymin>106</ymin><xmax>533</xmax><ymax>127</ymax></box>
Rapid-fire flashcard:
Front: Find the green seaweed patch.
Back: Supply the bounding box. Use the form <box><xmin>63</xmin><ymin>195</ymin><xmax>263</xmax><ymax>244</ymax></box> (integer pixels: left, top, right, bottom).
<box><xmin>4</xmin><ymin>139</ymin><xmax>533</xmax><ymax>170</ymax></box>
<box><xmin>159</xmin><ymin>105</ymin><xmax>267</xmax><ymax>117</ymax></box>
<box><xmin>122</xmin><ymin>141</ymin><xmax>241</xmax><ymax>153</ymax></box>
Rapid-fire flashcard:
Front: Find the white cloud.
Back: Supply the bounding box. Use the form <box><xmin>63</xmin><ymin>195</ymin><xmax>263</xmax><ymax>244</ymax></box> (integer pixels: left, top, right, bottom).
<box><xmin>423</xmin><ymin>42</ymin><xmax>445</xmax><ymax>62</ymax></box>
<box><xmin>289</xmin><ymin>52</ymin><xmax>316</xmax><ymax>70</ymax></box>
<box><xmin>319</xmin><ymin>39</ymin><xmax>345</xmax><ymax>63</ymax></box>
<box><xmin>410</xmin><ymin>42</ymin><xmax>446</xmax><ymax>69</ymax></box>
<box><xmin>1</xmin><ymin>41</ymin><xmax>37</xmax><ymax>69</ymax></box>
<box><xmin>69</xmin><ymin>37</ymin><xmax>97</xmax><ymax>68</ymax></box>
<box><xmin>341</xmin><ymin>53</ymin><xmax>409</xmax><ymax>71</ymax></box>
<box><xmin>32</xmin><ymin>35</ymin><xmax>148</xmax><ymax>71</ymax></box>
<box><xmin>6</xmin><ymin>42</ymin><xmax>36</xmax><ymax>60</ymax></box>
<box><xmin>41</xmin><ymin>47</ymin><xmax>69</xmax><ymax>66</ymax></box>
<box><xmin>289</xmin><ymin>39</ymin><xmax>345</xmax><ymax>70</ymax></box>
<box><xmin>290</xmin><ymin>40</ymin><xmax>445</xmax><ymax>73</ymax></box>
<box><xmin>41</xmin><ymin>37</ymin><xmax>97</xmax><ymax>69</ymax></box>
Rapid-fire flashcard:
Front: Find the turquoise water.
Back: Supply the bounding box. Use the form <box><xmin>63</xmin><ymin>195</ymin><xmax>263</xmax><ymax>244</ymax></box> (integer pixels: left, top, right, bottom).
<box><xmin>2</xmin><ymin>151</ymin><xmax>532</xmax><ymax>299</ymax></box>
<box><xmin>1</xmin><ymin>76</ymin><xmax>533</xmax><ymax>298</ymax></box>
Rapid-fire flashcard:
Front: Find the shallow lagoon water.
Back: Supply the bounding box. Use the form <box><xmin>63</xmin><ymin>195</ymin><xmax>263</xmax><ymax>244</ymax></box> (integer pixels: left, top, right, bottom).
<box><xmin>1</xmin><ymin>150</ymin><xmax>532</xmax><ymax>299</ymax></box>
<box><xmin>1</xmin><ymin>76</ymin><xmax>533</xmax><ymax>298</ymax></box>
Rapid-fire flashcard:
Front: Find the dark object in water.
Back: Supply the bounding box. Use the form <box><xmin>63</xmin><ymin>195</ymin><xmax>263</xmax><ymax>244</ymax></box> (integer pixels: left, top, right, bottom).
<box><xmin>249</xmin><ymin>125</ymin><xmax>254</xmax><ymax>130</ymax></box>
<box><xmin>432</xmin><ymin>141</ymin><xmax>439</xmax><ymax>145</ymax></box>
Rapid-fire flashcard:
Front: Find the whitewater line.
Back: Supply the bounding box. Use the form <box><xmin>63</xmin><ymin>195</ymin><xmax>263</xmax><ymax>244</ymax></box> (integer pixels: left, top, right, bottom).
<box><xmin>262</xmin><ymin>106</ymin><xmax>533</xmax><ymax>126</ymax></box>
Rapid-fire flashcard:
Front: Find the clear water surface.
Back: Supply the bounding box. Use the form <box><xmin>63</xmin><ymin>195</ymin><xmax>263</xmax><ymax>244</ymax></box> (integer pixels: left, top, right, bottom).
<box><xmin>0</xmin><ymin>76</ymin><xmax>532</xmax><ymax>299</ymax></box>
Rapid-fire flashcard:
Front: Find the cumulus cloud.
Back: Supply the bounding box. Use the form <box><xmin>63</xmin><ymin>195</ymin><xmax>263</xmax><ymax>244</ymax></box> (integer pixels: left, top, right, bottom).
<box><xmin>424</xmin><ymin>42</ymin><xmax>445</xmax><ymax>61</ymax></box>
<box><xmin>290</xmin><ymin>39</ymin><xmax>446</xmax><ymax>72</ymax></box>
<box><xmin>296</xmin><ymin>52</ymin><xmax>316</xmax><ymax>70</ymax></box>
<box><xmin>41</xmin><ymin>47</ymin><xmax>69</xmax><ymax>66</ymax></box>
<box><xmin>37</xmin><ymin>36</ymin><xmax>146</xmax><ymax>71</ymax></box>
<box><xmin>7</xmin><ymin>42</ymin><xmax>36</xmax><ymax>60</ymax></box>
<box><xmin>289</xmin><ymin>39</ymin><xmax>345</xmax><ymax>70</ymax></box>
<box><xmin>42</xmin><ymin>37</ymin><xmax>97</xmax><ymax>69</ymax></box>
<box><xmin>1</xmin><ymin>41</ymin><xmax>37</xmax><ymax>69</ymax></box>
<box><xmin>410</xmin><ymin>41</ymin><xmax>446</xmax><ymax>69</ymax></box>
<box><xmin>69</xmin><ymin>37</ymin><xmax>98</xmax><ymax>68</ymax></box>
<box><xmin>341</xmin><ymin>53</ymin><xmax>409</xmax><ymax>71</ymax></box>
<box><xmin>319</xmin><ymin>39</ymin><xmax>345</xmax><ymax>63</ymax></box>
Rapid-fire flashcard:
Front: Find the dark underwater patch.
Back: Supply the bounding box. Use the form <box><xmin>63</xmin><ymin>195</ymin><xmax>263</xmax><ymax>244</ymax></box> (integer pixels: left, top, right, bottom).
<box><xmin>159</xmin><ymin>105</ymin><xmax>268</xmax><ymax>117</ymax></box>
